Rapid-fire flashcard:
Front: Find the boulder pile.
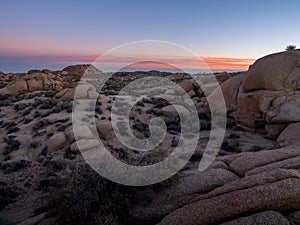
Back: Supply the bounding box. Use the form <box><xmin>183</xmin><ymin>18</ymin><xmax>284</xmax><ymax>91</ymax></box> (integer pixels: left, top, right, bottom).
<box><xmin>0</xmin><ymin>73</ymin><xmax>64</xmax><ymax>96</ymax></box>
<box><xmin>213</xmin><ymin>50</ymin><xmax>300</xmax><ymax>142</ymax></box>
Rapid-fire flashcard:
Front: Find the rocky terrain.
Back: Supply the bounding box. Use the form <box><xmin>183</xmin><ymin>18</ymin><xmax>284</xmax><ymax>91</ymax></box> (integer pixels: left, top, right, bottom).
<box><xmin>1</xmin><ymin>50</ymin><xmax>300</xmax><ymax>225</ymax></box>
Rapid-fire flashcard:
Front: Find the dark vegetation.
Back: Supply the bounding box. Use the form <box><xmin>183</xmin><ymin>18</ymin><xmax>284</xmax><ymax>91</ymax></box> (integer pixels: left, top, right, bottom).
<box><xmin>42</xmin><ymin>165</ymin><xmax>179</xmax><ymax>225</ymax></box>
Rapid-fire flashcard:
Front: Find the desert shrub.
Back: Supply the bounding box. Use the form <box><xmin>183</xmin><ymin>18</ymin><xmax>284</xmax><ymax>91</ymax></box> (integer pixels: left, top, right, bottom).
<box><xmin>0</xmin><ymin>96</ymin><xmax>17</xmax><ymax>106</ymax></box>
<box><xmin>43</xmin><ymin>166</ymin><xmax>125</xmax><ymax>225</ymax></box>
<box><xmin>3</xmin><ymin>155</ymin><xmax>11</xmax><ymax>161</ymax></box>
<box><xmin>32</xmin><ymin>99</ymin><xmax>44</xmax><ymax>107</ymax></box>
<box><xmin>166</xmin><ymin>117</ymin><xmax>181</xmax><ymax>133</ymax></box>
<box><xmin>0</xmin><ymin>183</ymin><xmax>18</xmax><ymax>210</ymax></box>
<box><xmin>3</xmin><ymin>136</ymin><xmax>20</xmax><ymax>155</ymax></box>
<box><xmin>15</xmin><ymin>95</ymin><xmax>26</xmax><ymax>102</ymax></box>
<box><xmin>198</xmin><ymin>111</ymin><xmax>211</xmax><ymax>131</ymax></box>
<box><xmin>51</xmin><ymin>101</ymin><xmax>72</xmax><ymax>113</ymax></box>
<box><xmin>32</xmin><ymin>130</ymin><xmax>46</xmax><ymax>138</ymax></box>
<box><xmin>23</xmin><ymin>117</ymin><xmax>33</xmax><ymax>124</ymax></box>
<box><xmin>198</xmin><ymin>111</ymin><xmax>210</xmax><ymax>120</ymax></box>
<box><xmin>47</xmin><ymin>132</ymin><xmax>54</xmax><ymax>138</ymax></box>
<box><xmin>55</xmin><ymin>118</ymin><xmax>69</xmax><ymax>123</ymax></box>
<box><xmin>1</xmin><ymin>160</ymin><xmax>31</xmax><ymax>173</ymax></box>
<box><xmin>42</xmin><ymin>164</ymin><xmax>179</xmax><ymax>225</ymax></box>
<box><xmin>40</xmin><ymin>147</ymin><xmax>48</xmax><ymax>156</ymax></box>
<box><xmin>44</xmin><ymin>91</ymin><xmax>57</xmax><ymax>98</ymax></box>
<box><xmin>153</xmin><ymin>98</ymin><xmax>169</xmax><ymax>108</ymax></box>
<box><xmin>66</xmin><ymin>106</ymin><xmax>73</xmax><ymax>113</ymax></box>
<box><xmin>30</xmin><ymin>141</ymin><xmax>39</xmax><ymax>149</ymax></box>
<box><xmin>136</xmin><ymin>101</ymin><xmax>145</xmax><ymax>107</ymax></box>
<box><xmin>0</xmin><ymin>94</ymin><xmax>11</xmax><ymax>101</ymax></box>
<box><xmin>248</xmin><ymin>145</ymin><xmax>265</xmax><ymax>152</ymax></box>
<box><xmin>22</xmin><ymin>107</ymin><xmax>33</xmax><ymax>116</ymax></box>
<box><xmin>51</xmin><ymin>106</ymin><xmax>62</xmax><ymax>113</ymax></box>
<box><xmin>33</xmin><ymin>119</ymin><xmax>51</xmax><ymax>130</ymax></box>
<box><xmin>34</xmin><ymin>111</ymin><xmax>40</xmax><ymax>118</ymax></box>
<box><xmin>38</xmin><ymin>176</ymin><xmax>65</xmax><ymax>192</ymax></box>
<box><xmin>199</xmin><ymin>119</ymin><xmax>211</xmax><ymax>130</ymax></box>
<box><xmin>57</xmin><ymin>124</ymin><xmax>69</xmax><ymax>132</ymax></box>
<box><xmin>14</xmin><ymin>103</ymin><xmax>29</xmax><ymax>112</ymax></box>
<box><xmin>228</xmin><ymin>133</ymin><xmax>241</xmax><ymax>139</ymax></box>
<box><xmin>146</xmin><ymin>108</ymin><xmax>162</xmax><ymax>116</ymax></box>
<box><xmin>0</xmin><ymin>216</ymin><xmax>12</xmax><ymax>225</ymax></box>
<box><xmin>1</xmin><ymin>121</ymin><xmax>16</xmax><ymax>129</ymax></box>
<box><xmin>286</xmin><ymin>45</ymin><xmax>296</xmax><ymax>51</ymax></box>
<box><xmin>61</xmin><ymin>101</ymin><xmax>73</xmax><ymax>113</ymax></box>
<box><xmin>221</xmin><ymin>140</ymin><xmax>241</xmax><ymax>153</ymax></box>
<box><xmin>44</xmin><ymin>160</ymin><xmax>66</xmax><ymax>174</ymax></box>
<box><xmin>95</xmin><ymin>106</ymin><xmax>103</xmax><ymax>114</ymax></box>
<box><xmin>6</xmin><ymin>127</ymin><xmax>20</xmax><ymax>134</ymax></box>
<box><xmin>171</xmin><ymin>137</ymin><xmax>179</xmax><ymax>147</ymax></box>
<box><xmin>135</xmin><ymin>108</ymin><xmax>142</xmax><ymax>114</ymax></box>
<box><xmin>39</xmin><ymin>102</ymin><xmax>53</xmax><ymax>110</ymax></box>
<box><xmin>133</xmin><ymin>119</ymin><xmax>150</xmax><ymax>137</ymax></box>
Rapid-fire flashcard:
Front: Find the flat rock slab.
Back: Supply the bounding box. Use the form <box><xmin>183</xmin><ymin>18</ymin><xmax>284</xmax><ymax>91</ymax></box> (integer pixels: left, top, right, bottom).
<box><xmin>220</xmin><ymin>210</ymin><xmax>289</xmax><ymax>225</ymax></box>
<box><xmin>158</xmin><ymin>169</ymin><xmax>300</xmax><ymax>225</ymax></box>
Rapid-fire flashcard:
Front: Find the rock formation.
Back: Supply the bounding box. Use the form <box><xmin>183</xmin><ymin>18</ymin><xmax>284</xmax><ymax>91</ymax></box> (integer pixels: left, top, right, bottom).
<box><xmin>214</xmin><ymin>50</ymin><xmax>300</xmax><ymax>138</ymax></box>
<box><xmin>0</xmin><ymin>73</ymin><xmax>64</xmax><ymax>96</ymax></box>
<box><xmin>62</xmin><ymin>64</ymin><xmax>102</xmax><ymax>75</ymax></box>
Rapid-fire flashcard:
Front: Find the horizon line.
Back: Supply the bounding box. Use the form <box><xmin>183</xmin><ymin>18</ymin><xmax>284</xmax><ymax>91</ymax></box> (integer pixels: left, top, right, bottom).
<box><xmin>0</xmin><ymin>53</ymin><xmax>255</xmax><ymax>73</ymax></box>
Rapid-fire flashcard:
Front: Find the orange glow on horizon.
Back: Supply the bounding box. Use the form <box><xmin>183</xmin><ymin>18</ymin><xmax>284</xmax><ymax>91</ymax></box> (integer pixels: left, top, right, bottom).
<box><xmin>0</xmin><ymin>51</ymin><xmax>255</xmax><ymax>72</ymax></box>
<box><xmin>202</xmin><ymin>57</ymin><xmax>255</xmax><ymax>71</ymax></box>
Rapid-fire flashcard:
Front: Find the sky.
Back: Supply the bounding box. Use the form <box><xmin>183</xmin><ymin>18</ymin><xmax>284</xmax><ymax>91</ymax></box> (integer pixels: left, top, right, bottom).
<box><xmin>0</xmin><ymin>0</ymin><xmax>300</xmax><ymax>73</ymax></box>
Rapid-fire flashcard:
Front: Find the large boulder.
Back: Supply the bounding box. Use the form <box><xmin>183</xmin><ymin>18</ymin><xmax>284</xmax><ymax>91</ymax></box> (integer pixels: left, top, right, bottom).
<box><xmin>46</xmin><ymin>132</ymin><xmax>67</xmax><ymax>152</ymax></box>
<box><xmin>0</xmin><ymin>79</ymin><xmax>28</xmax><ymax>96</ymax></box>
<box><xmin>160</xmin><ymin>105</ymin><xmax>189</xmax><ymax>118</ymax></box>
<box><xmin>277</xmin><ymin>122</ymin><xmax>300</xmax><ymax>147</ymax></box>
<box><xmin>173</xmin><ymin>79</ymin><xmax>199</xmax><ymax>95</ymax></box>
<box><xmin>242</xmin><ymin>49</ymin><xmax>300</xmax><ymax>92</ymax></box>
<box><xmin>226</xmin><ymin>145</ymin><xmax>300</xmax><ymax>177</ymax></box>
<box><xmin>96</xmin><ymin>120</ymin><xmax>114</xmax><ymax>140</ymax></box>
<box><xmin>214</xmin><ymin>72</ymin><xmax>231</xmax><ymax>83</ymax></box>
<box><xmin>209</xmin><ymin>74</ymin><xmax>245</xmax><ymax>118</ymax></box>
<box><xmin>70</xmin><ymin>139</ymin><xmax>100</xmax><ymax>153</ymax></box>
<box><xmin>235</xmin><ymin>89</ymin><xmax>300</xmax><ymax>130</ymax></box>
<box><xmin>217</xmin><ymin>50</ymin><xmax>300</xmax><ymax>136</ymax></box>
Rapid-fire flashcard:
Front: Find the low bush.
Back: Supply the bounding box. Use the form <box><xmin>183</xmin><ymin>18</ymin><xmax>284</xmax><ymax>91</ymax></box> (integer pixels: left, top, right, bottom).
<box><xmin>0</xmin><ymin>183</ymin><xmax>18</xmax><ymax>210</ymax></box>
<box><xmin>42</xmin><ymin>164</ymin><xmax>179</xmax><ymax>225</ymax></box>
<box><xmin>6</xmin><ymin>127</ymin><xmax>20</xmax><ymax>134</ymax></box>
<box><xmin>1</xmin><ymin>160</ymin><xmax>31</xmax><ymax>173</ymax></box>
<box><xmin>3</xmin><ymin>137</ymin><xmax>20</xmax><ymax>155</ymax></box>
<box><xmin>14</xmin><ymin>103</ymin><xmax>29</xmax><ymax>112</ymax></box>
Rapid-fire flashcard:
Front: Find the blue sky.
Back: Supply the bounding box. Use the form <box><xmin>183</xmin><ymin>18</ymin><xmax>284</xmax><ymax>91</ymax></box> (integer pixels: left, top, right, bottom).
<box><xmin>0</xmin><ymin>0</ymin><xmax>300</xmax><ymax>72</ymax></box>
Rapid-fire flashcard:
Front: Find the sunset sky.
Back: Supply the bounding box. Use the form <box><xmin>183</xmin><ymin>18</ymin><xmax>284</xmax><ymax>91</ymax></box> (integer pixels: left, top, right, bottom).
<box><xmin>1</xmin><ymin>0</ymin><xmax>300</xmax><ymax>73</ymax></box>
